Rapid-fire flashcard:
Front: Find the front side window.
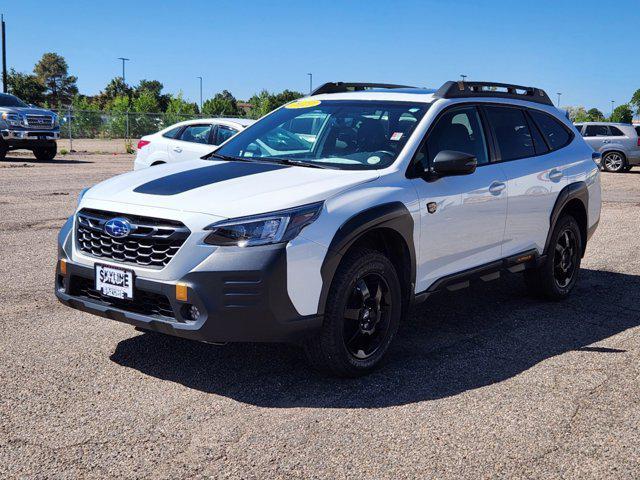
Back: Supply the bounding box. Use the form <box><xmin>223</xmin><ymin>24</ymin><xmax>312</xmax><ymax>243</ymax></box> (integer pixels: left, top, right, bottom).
<box><xmin>528</xmin><ymin>110</ymin><xmax>572</xmax><ymax>150</ymax></box>
<box><xmin>485</xmin><ymin>106</ymin><xmax>535</xmax><ymax>161</ymax></box>
<box><xmin>584</xmin><ymin>125</ymin><xmax>610</xmax><ymax>137</ymax></box>
<box><xmin>213</xmin><ymin>125</ymin><xmax>238</xmax><ymax>145</ymax></box>
<box><xmin>422</xmin><ymin>106</ymin><xmax>489</xmax><ymax>167</ymax></box>
<box><xmin>215</xmin><ymin>100</ymin><xmax>429</xmax><ymax>170</ymax></box>
<box><xmin>178</xmin><ymin>124</ymin><xmax>212</xmax><ymax>144</ymax></box>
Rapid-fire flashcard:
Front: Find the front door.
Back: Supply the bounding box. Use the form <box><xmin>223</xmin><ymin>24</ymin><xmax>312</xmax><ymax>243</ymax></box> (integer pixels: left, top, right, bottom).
<box><xmin>411</xmin><ymin>105</ymin><xmax>508</xmax><ymax>292</ymax></box>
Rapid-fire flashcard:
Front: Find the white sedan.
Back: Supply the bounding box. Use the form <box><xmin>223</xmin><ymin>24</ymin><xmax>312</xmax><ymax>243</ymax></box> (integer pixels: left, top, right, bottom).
<box><xmin>133</xmin><ymin>118</ymin><xmax>255</xmax><ymax>170</ymax></box>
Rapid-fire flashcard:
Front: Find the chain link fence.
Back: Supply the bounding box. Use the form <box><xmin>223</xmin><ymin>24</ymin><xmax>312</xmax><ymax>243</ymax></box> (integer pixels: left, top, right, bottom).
<box><xmin>53</xmin><ymin>108</ymin><xmax>247</xmax><ymax>142</ymax></box>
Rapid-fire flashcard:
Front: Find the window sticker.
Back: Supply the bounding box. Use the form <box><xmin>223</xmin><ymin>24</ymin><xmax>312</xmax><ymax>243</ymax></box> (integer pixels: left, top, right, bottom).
<box><xmin>390</xmin><ymin>132</ymin><xmax>403</xmax><ymax>141</ymax></box>
<box><xmin>285</xmin><ymin>99</ymin><xmax>321</xmax><ymax>109</ymax></box>
<box><xmin>367</xmin><ymin>156</ymin><xmax>381</xmax><ymax>165</ymax></box>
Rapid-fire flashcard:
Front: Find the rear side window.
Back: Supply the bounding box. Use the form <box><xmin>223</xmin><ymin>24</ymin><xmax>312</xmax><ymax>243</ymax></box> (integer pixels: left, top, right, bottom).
<box><xmin>162</xmin><ymin>126</ymin><xmax>182</xmax><ymax>139</ymax></box>
<box><xmin>608</xmin><ymin>126</ymin><xmax>625</xmax><ymax>137</ymax></box>
<box><xmin>635</xmin><ymin>126</ymin><xmax>640</xmax><ymax>136</ymax></box>
<box><xmin>574</xmin><ymin>125</ymin><xmax>583</xmax><ymax>134</ymax></box>
<box><xmin>584</xmin><ymin>125</ymin><xmax>610</xmax><ymax>137</ymax></box>
<box><xmin>528</xmin><ymin>110</ymin><xmax>572</xmax><ymax>151</ymax></box>
<box><xmin>178</xmin><ymin>124</ymin><xmax>212</xmax><ymax>144</ymax></box>
<box><xmin>484</xmin><ymin>106</ymin><xmax>535</xmax><ymax>161</ymax></box>
<box><xmin>213</xmin><ymin>125</ymin><xmax>238</xmax><ymax>145</ymax></box>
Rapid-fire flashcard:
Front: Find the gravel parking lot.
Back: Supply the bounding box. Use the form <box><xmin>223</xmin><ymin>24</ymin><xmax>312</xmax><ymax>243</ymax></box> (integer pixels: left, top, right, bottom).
<box><xmin>0</xmin><ymin>152</ymin><xmax>639</xmax><ymax>479</ymax></box>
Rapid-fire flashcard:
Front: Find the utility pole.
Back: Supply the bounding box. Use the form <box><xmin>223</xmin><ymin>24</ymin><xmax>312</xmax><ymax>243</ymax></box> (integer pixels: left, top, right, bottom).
<box><xmin>117</xmin><ymin>57</ymin><xmax>130</xmax><ymax>84</ymax></box>
<box><xmin>1</xmin><ymin>15</ymin><xmax>7</xmax><ymax>94</ymax></box>
<box><xmin>307</xmin><ymin>73</ymin><xmax>313</xmax><ymax>95</ymax></box>
<box><xmin>557</xmin><ymin>92</ymin><xmax>562</xmax><ymax>107</ymax></box>
<box><xmin>197</xmin><ymin>76</ymin><xmax>203</xmax><ymax>113</ymax></box>
<box><xmin>460</xmin><ymin>74</ymin><xmax>467</xmax><ymax>82</ymax></box>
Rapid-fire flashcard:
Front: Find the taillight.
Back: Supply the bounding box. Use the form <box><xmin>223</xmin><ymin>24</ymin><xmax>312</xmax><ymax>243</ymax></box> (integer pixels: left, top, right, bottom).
<box><xmin>637</xmin><ymin>138</ymin><xmax>640</xmax><ymax>147</ymax></box>
<box><xmin>137</xmin><ymin>139</ymin><xmax>150</xmax><ymax>149</ymax></box>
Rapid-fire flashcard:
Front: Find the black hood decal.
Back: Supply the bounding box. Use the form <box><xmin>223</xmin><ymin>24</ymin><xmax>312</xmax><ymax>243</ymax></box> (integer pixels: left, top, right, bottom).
<box><xmin>133</xmin><ymin>162</ymin><xmax>288</xmax><ymax>196</ymax></box>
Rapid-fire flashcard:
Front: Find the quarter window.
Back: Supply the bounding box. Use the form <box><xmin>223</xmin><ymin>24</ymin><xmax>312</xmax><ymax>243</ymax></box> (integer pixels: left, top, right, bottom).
<box><xmin>162</xmin><ymin>126</ymin><xmax>182</xmax><ymax>139</ymax></box>
<box><xmin>423</xmin><ymin>106</ymin><xmax>489</xmax><ymax>166</ymax></box>
<box><xmin>528</xmin><ymin>110</ymin><xmax>572</xmax><ymax>150</ymax></box>
<box><xmin>178</xmin><ymin>124</ymin><xmax>212</xmax><ymax>144</ymax></box>
<box><xmin>485</xmin><ymin>106</ymin><xmax>535</xmax><ymax>161</ymax></box>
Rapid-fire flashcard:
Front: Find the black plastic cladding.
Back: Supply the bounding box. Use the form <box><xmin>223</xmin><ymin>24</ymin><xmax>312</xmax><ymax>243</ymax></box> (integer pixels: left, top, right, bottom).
<box><xmin>318</xmin><ymin>202</ymin><xmax>415</xmax><ymax>316</ymax></box>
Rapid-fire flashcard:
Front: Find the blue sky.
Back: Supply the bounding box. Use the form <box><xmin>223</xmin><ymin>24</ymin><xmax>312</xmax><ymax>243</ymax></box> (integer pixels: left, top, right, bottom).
<box><xmin>4</xmin><ymin>0</ymin><xmax>639</xmax><ymax>114</ymax></box>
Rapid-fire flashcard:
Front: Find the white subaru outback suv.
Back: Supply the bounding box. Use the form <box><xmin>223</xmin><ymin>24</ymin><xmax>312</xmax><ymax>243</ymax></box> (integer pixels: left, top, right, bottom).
<box><xmin>56</xmin><ymin>81</ymin><xmax>601</xmax><ymax>377</ymax></box>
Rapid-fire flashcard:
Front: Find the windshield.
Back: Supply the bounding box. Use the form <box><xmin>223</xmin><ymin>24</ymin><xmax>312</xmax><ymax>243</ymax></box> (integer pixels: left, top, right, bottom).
<box><xmin>0</xmin><ymin>93</ymin><xmax>28</xmax><ymax>108</ymax></box>
<box><xmin>215</xmin><ymin>100</ymin><xmax>429</xmax><ymax>170</ymax></box>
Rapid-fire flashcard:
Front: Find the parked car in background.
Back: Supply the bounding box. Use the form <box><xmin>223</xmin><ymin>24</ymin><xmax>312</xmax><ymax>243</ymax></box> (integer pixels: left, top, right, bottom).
<box><xmin>0</xmin><ymin>93</ymin><xmax>60</xmax><ymax>161</ymax></box>
<box><xmin>574</xmin><ymin>122</ymin><xmax>640</xmax><ymax>172</ymax></box>
<box><xmin>134</xmin><ymin>118</ymin><xmax>255</xmax><ymax>170</ymax></box>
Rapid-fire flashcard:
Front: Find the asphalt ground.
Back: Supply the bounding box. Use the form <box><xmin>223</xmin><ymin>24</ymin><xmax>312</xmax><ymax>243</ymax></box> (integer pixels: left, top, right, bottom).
<box><xmin>0</xmin><ymin>152</ymin><xmax>639</xmax><ymax>479</ymax></box>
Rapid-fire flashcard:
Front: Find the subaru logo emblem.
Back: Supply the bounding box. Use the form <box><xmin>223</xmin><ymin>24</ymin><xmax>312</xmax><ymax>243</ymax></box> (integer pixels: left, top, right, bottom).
<box><xmin>104</xmin><ymin>218</ymin><xmax>132</xmax><ymax>238</ymax></box>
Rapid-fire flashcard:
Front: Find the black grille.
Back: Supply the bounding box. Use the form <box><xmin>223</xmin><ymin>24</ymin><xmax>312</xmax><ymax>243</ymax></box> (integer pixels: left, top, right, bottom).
<box><xmin>26</xmin><ymin>114</ymin><xmax>54</xmax><ymax>129</ymax></box>
<box><xmin>76</xmin><ymin>209</ymin><xmax>190</xmax><ymax>268</ymax></box>
<box><xmin>70</xmin><ymin>276</ymin><xmax>175</xmax><ymax>319</ymax></box>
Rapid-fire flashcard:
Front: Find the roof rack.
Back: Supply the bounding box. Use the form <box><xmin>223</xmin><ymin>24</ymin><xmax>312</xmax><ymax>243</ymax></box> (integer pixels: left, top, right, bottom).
<box><xmin>433</xmin><ymin>81</ymin><xmax>553</xmax><ymax>106</ymax></box>
<box><xmin>311</xmin><ymin>82</ymin><xmax>415</xmax><ymax>96</ymax></box>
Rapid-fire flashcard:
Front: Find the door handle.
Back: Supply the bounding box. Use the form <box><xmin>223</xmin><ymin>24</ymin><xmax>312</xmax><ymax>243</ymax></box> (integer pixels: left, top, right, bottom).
<box><xmin>173</xmin><ymin>147</ymin><xmax>182</xmax><ymax>153</ymax></box>
<box><xmin>489</xmin><ymin>181</ymin><xmax>506</xmax><ymax>195</ymax></box>
<box><xmin>549</xmin><ymin>169</ymin><xmax>564</xmax><ymax>182</ymax></box>
<box><xmin>602</xmin><ymin>139</ymin><xmax>610</xmax><ymax>144</ymax></box>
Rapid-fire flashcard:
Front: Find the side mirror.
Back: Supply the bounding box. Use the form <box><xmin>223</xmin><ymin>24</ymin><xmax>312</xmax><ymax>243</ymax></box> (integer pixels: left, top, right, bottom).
<box><xmin>431</xmin><ymin>150</ymin><xmax>477</xmax><ymax>176</ymax></box>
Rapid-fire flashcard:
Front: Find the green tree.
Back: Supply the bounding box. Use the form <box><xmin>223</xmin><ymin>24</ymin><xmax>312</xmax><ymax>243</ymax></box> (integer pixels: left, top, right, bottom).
<box><xmin>586</xmin><ymin>108</ymin><xmax>605</xmax><ymax>122</ymax></box>
<box><xmin>69</xmin><ymin>95</ymin><xmax>102</xmax><ymax>138</ymax></box>
<box><xmin>96</xmin><ymin>77</ymin><xmax>133</xmax><ymax>109</ymax></box>
<box><xmin>106</xmin><ymin>95</ymin><xmax>131</xmax><ymax>138</ymax></box>
<box><xmin>202</xmin><ymin>90</ymin><xmax>239</xmax><ymax>116</ymax></box>
<box><xmin>134</xmin><ymin>79</ymin><xmax>170</xmax><ymax>111</ymax></box>
<box><xmin>33</xmin><ymin>52</ymin><xmax>78</xmax><ymax>106</ymax></box>
<box><xmin>6</xmin><ymin>69</ymin><xmax>46</xmax><ymax>105</ymax></box>
<box><xmin>610</xmin><ymin>104</ymin><xmax>633</xmax><ymax>123</ymax></box>
<box><xmin>163</xmin><ymin>92</ymin><xmax>198</xmax><ymax>127</ymax></box>
<box><xmin>274</xmin><ymin>89</ymin><xmax>303</xmax><ymax>106</ymax></box>
<box><xmin>565</xmin><ymin>106</ymin><xmax>589</xmax><ymax>123</ymax></box>
<box><xmin>246</xmin><ymin>90</ymin><xmax>278</xmax><ymax>118</ymax></box>
<box><xmin>631</xmin><ymin>89</ymin><xmax>640</xmax><ymax>116</ymax></box>
<box><xmin>131</xmin><ymin>91</ymin><xmax>161</xmax><ymax>137</ymax></box>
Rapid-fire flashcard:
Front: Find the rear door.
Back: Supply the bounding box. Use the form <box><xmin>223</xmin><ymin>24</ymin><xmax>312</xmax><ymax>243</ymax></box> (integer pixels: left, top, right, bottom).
<box><xmin>582</xmin><ymin>124</ymin><xmax>611</xmax><ymax>153</ymax></box>
<box><xmin>411</xmin><ymin>105</ymin><xmax>508</xmax><ymax>290</ymax></box>
<box><xmin>490</xmin><ymin>106</ymin><xmax>572</xmax><ymax>256</ymax></box>
<box><xmin>167</xmin><ymin>123</ymin><xmax>215</xmax><ymax>162</ymax></box>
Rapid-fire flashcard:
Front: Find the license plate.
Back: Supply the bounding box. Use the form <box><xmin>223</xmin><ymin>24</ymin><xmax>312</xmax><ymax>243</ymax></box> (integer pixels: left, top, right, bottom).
<box><xmin>95</xmin><ymin>264</ymin><xmax>134</xmax><ymax>300</ymax></box>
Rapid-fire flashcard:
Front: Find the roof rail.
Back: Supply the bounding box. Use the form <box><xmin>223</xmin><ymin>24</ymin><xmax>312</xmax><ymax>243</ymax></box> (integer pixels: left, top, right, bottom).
<box><xmin>433</xmin><ymin>81</ymin><xmax>553</xmax><ymax>106</ymax></box>
<box><xmin>311</xmin><ymin>82</ymin><xmax>415</xmax><ymax>96</ymax></box>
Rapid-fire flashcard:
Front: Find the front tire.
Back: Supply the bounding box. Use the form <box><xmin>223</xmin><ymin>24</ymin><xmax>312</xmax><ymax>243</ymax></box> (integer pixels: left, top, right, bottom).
<box><xmin>525</xmin><ymin>214</ymin><xmax>582</xmax><ymax>300</ymax></box>
<box><xmin>303</xmin><ymin>249</ymin><xmax>402</xmax><ymax>377</ymax></box>
<box><xmin>33</xmin><ymin>143</ymin><xmax>57</xmax><ymax>161</ymax></box>
<box><xmin>0</xmin><ymin>141</ymin><xmax>7</xmax><ymax>160</ymax></box>
<box><xmin>602</xmin><ymin>151</ymin><xmax>626</xmax><ymax>173</ymax></box>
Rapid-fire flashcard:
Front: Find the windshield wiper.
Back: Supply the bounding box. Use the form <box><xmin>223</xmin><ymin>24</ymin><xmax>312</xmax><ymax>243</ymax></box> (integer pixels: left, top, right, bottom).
<box><xmin>264</xmin><ymin>157</ymin><xmax>337</xmax><ymax>169</ymax></box>
<box><xmin>203</xmin><ymin>152</ymin><xmax>258</xmax><ymax>162</ymax></box>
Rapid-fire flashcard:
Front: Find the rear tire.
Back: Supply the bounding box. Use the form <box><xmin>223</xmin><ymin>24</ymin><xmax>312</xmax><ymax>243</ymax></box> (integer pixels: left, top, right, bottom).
<box><xmin>524</xmin><ymin>214</ymin><xmax>582</xmax><ymax>300</ymax></box>
<box><xmin>0</xmin><ymin>142</ymin><xmax>7</xmax><ymax>160</ymax></box>
<box><xmin>33</xmin><ymin>143</ymin><xmax>57</xmax><ymax>161</ymax></box>
<box><xmin>602</xmin><ymin>151</ymin><xmax>626</xmax><ymax>173</ymax></box>
<box><xmin>303</xmin><ymin>249</ymin><xmax>402</xmax><ymax>377</ymax></box>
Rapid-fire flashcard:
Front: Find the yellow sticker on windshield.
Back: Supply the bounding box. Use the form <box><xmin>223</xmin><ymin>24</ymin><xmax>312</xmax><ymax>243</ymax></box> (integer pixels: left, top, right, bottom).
<box><xmin>285</xmin><ymin>99</ymin><xmax>321</xmax><ymax>109</ymax></box>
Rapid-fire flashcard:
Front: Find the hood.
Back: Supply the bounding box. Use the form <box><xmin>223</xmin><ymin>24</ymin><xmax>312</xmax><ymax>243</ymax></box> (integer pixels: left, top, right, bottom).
<box><xmin>83</xmin><ymin>159</ymin><xmax>379</xmax><ymax>218</ymax></box>
<box><xmin>0</xmin><ymin>106</ymin><xmax>55</xmax><ymax>115</ymax></box>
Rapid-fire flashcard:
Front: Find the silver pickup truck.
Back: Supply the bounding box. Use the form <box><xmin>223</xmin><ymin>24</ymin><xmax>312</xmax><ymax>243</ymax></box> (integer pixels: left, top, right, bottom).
<box><xmin>0</xmin><ymin>93</ymin><xmax>60</xmax><ymax>161</ymax></box>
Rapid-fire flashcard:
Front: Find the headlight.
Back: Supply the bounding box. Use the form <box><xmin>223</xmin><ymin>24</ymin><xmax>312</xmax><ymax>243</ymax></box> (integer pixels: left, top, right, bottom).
<box><xmin>77</xmin><ymin>187</ymin><xmax>89</xmax><ymax>206</ymax></box>
<box><xmin>204</xmin><ymin>202</ymin><xmax>323</xmax><ymax>247</ymax></box>
<box><xmin>2</xmin><ymin>112</ymin><xmax>24</xmax><ymax>127</ymax></box>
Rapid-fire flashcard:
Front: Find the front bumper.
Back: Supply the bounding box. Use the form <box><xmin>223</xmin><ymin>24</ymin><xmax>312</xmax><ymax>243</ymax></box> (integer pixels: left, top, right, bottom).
<box><xmin>55</xmin><ymin>244</ymin><xmax>322</xmax><ymax>343</ymax></box>
<box><xmin>2</xmin><ymin>129</ymin><xmax>59</xmax><ymax>141</ymax></box>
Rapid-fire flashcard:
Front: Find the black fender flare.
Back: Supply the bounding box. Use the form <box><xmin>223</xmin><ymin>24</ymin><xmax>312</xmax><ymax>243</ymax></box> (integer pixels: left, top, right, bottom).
<box><xmin>317</xmin><ymin>202</ymin><xmax>415</xmax><ymax>315</ymax></box>
<box><xmin>543</xmin><ymin>181</ymin><xmax>589</xmax><ymax>256</ymax></box>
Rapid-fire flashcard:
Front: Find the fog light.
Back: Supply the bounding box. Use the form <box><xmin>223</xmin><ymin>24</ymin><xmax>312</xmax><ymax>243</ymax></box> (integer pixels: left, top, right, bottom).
<box><xmin>176</xmin><ymin>283</ymin><xmax>188</xmax><ymax>301</ymax></box>
<box><xmin>59</xmin><ymin>259</ymin><xmax>67</xmax><ymax>275</ymax></box>
<box><xmin>181</xmin><ymin>304</ymin><xmax>201</xmax><ymax>321</ymax></box>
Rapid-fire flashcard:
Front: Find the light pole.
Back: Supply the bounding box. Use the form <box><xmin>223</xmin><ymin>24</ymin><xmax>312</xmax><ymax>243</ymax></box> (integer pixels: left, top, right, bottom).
<box><xmin>307</xmin><ymin>73</ymin><xmax>313</xmax><ymax>95</ymax></box>
<box><xmin>557</xmin><ymin>92</ymin><xmax>562</xmax><ymax>107</ymax></box>
<box><xmin>1</xmin><ymin>15</ymin><xmax>6</xmax><ymax>94</ymax></box>
<box><xmin>117</xmin><ymin>57</ymin><xmax>130</xmax><ymax>84</ymax></box>
<box><xmin>197</xmin><ymin>76</ymin><xmax>203</xmax><ymax>113</ymax></box>
<box><xmin>611</xmin><ymin>100</ymin><xmax>615</xmax><ymax>118</ymax></box>
<box><xmin>460</xmin><ymin>74</ymin><xmax>467</xmax><ymax>82</ymax></box>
